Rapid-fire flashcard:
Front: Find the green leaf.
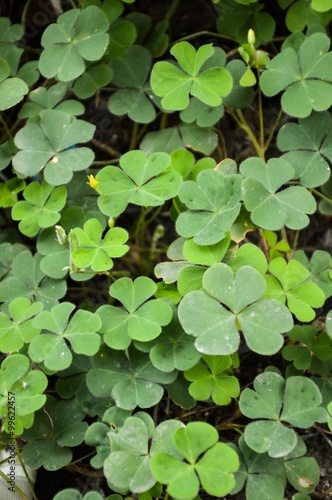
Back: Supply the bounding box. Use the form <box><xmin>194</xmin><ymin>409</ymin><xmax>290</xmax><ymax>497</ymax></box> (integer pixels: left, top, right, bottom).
<box><xmin>185</xmin><ymin>355</ymin><xmax>240</xmax><ymax>405</ymax></box>
<box><xmin>0</xmin><ymin>354</ymin><xmax>47</xmax><ymax>435</ymax></box>
<box><xmin>0</xmin><ymin>250</ymin><xmax>66</xmax><ymax>309</ymax></box>
<box><xmin>182</xmin><ymin>233</ymin><xmax>231</xmax><ymax>266</ymax></box>
<box><xmin>22</xmin><ymin>396</ymin><xmax>88</xmax><ymax>470</ymax></box>
<box><xmin>70</xmin><ymin>218</ymin><xmax>129</xmax><ymax>272</ymax></box>
<box><xmin>260</xmin><ymin>33</ymin><xmax>332</xmax><ymax>117</ymax></box>
<box><xmin>12</xmin><ymin>181</ymin><xmax>67</xmax><ymax>237</ymax></box>
<box><xmin>178</xmin><ymin>263</ymin><xmax>293</xmax><ymax>356</ymax></box>
<box><xmin>19</xmin><ymin>82</ymin><xmax>84</xmax><ymax>119</ymax></box>
<box><xmin>74</xmin><ymin>63</ymin><xmax>113</xmax><ymax>98</ymax></box>
<box><xmin>150</xmin><ymin>422</ymin><xmax>239</xmax><ymax>500</ymax></box>
<box><xmin>87</xmin><ymin>346</ymin><xmax>176</xmax><ymax>410</ymax></box>
<box><xmin>135</xmin><ymin>304</ymin><xmax>200</xmax><ymax>372</ymax></box>
<box><xmin>0</xmin><ymin>59</ymin><xmax>28</xmax><ymax>110</ymax></box>
<box><xmin>108</xmin><ymin>45</ymin><xmax>155</xmax><ymax>123</ymax></box>
<box><xmin>39</xmin><ymin>7</ymin><xmax>110</xmax><ymax>81</ymax></box>
<box><xmin>13</xmin><ymin>109</ymin><xmax>95</xmax><ymax>185</ymax></box>
<box><xmin>28</xmin><ymin>302</ymin><xmax>101</xmax><ymax>370</ymax></box>
<box><xmin>0</xmin><ymin>139</ymin><xmax>18</xmax><ymax>171</ymax></box>
<box><xmin>231</xmin><ymin>436</ymin><xmax>286</xmax><ymax>500</ymax></box>
<box><xmin>0</xmin><ymin>298</ymin><xmax>43</xmax><ymax>352</ymax></box>
<box><xmin>97</xmin><ymin>277</ymin><xmax>172</xmax><ymax>349</ymax></box>
<box><xmin>0</xmin><ymin>177</ymin><xmax>25</xmax><ymax>208</ymax></box>
<box><xmin>104</xmin><ymin>416</ymin><xmax>183</xmax><ymax>493</ymax></box>
<box><xmin>176</xmin><ymin>170</ymin><xmax>242</xmax><ymax>245</ymax></box>
<box><xmin>293</xmin><ymin>249</ymin><xmax>332</xmax><ymax>298</ymax></box>
<box><xmin>151</xmin><ymin>42</ymin><xmax>232</xmax><ymax>110</ymax></box>
<box><xmin>265</xmin><ymin>257</ymin><xmax>325</xmax><ymax>322</ymax></box>
<box><xmin>241</xmin><ymin>157</ymin><xmax>316</xmax><ymax>230</ymax></box>
<box><xmin>277</xmin><ymin>111</ymin><xmax>332</xmax><ymax>188</ymax></box>
<box><xmin>140</xmin><ymin>125</ymin><xmax>218</xmax><ymax>156</ymax></box>
<box><xmin>283</xmin><ymin>326</ymin><xmax>332</xmax><ymax>370</ymax></box>
<box><xmin>97</xmin><ymin>150</ymin><xmax>181</xmax><ymax>217</ymax></box>
<box><xmin>227</xmin><ymin>243</ymin><xmax>268</xmax><ymax>275</ymax></box>
<box><xmin>280</xmin><ymin>376</ymin><xmax>329</xmax><ymax>427</ymax></box>
<box><xmin>240</xmin><ymin>372</ymin><xmax>328</xmax><ymax>457</ymax></box>
<box><xmin>217</xmin><ymin>4</ymin><xmax>275</xmax><ymax>45</ymax></box>
<box><xmin>180</xmin><ymin>97</ymin><xmax>224</xmax><ymax>127</ymax></box>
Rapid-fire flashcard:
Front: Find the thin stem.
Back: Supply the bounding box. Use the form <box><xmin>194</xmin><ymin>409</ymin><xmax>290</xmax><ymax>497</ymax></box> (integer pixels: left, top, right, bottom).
<box><xmin>230</xmin><ymin>108</ymin><xmax>264</xmax><ymax>159</ymax></box>
<box><xmin>255</xmin><ymin>69</ymin><xmax>265</xmax><ymax>157</ymax></box>
<box><xmin>292</xmin><ymin>230</ymin><xmax>300</xmax><ymax>253</ymax></box>
<box><xmin>172</xmin><ymin>197</ymin><xmax>182</xmax><ymax>215</ymax></box>
<box><xmin>21</xmin><ymin>0</ymin><xmax>33</xmax><ymax>25</ymax></box>
<box><xmin>265</xmin><ymin>108</ymin><xmax>283</xmax><ymax>151</ymax></box>
<box><xmin>14</xmin><ymin>441</ymin><xmax>38</xmax><ymax>500</ymax></box>
<box><xmin>129</xmin><ymin>121</ymin><xmax>139</xmax><ymax>150</ymax></box>
<box><xmin>174</xmin><ymin>31</ymin><xmax>235</xmax><ymax>45</ymax></box>
<box><xmin>0</xmin><ymin>113</ymin><xmax>12</xmax><ymax>139</ymax></box>
<box><xmin>91</xmin><ymin>138</ymin><xmax>121</xmax><ymax>159</ymax></box>
<box><xmin>165</xmin><ymin>0</ymin><xmax>182</xmax><ymax>21</ymax></box>
<box><xmin>310</xmin><ymin>188</ymin><xmax>332</xmax><ymax>205</ymax></box>
<box><xmin>280</xmin><ymin>227</ymin><xmax>290</xmax><ymax>251</ymax></box>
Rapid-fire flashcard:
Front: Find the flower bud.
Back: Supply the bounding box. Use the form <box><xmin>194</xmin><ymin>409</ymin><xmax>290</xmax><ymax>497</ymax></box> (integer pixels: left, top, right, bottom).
<box><xmin>248</xmin><ymin>29</ymin><xmax>255</xmax><ymax>45</ymax></box>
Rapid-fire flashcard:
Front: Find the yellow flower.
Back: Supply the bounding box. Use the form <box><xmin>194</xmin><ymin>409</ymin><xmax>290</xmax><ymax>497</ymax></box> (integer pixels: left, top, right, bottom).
<box><xmin>87</xmin><ymin>174</ymin><xmax>98</xmax><ymax>189</ymax></box>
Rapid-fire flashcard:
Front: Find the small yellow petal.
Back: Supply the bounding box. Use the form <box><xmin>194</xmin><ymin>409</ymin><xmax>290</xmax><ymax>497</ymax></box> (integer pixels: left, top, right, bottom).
<box><xmin>87</xmin><ymin>174</ymin><xmax>98</xmax><ymax>189</ymax></box>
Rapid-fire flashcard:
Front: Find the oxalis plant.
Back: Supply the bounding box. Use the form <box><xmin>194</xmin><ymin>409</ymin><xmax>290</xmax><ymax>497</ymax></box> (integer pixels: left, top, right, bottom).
<box><xmin>0</xmin><ymin>0</ymin><xmax>332</xmax><ymax>499</ymax></box>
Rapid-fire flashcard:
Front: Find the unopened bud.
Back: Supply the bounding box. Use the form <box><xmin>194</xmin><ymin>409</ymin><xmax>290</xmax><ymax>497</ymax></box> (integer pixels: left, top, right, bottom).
<box><xmin>248</xmin><ymin>29</ymin><xmax>255</xmax><ymax>45</ymax></box>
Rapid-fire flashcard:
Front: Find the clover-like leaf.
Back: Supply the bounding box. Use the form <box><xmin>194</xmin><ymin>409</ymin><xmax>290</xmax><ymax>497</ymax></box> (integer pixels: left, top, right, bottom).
<box><xmin>241</xmin><ymin>157</ymin><xmax>316</xmax><ymax>230</ymax></box>
<box><xmin>180</xmin><ymin>97</ymin><xmax>224</xmax><ymax>127</ymax></box>
<box><xmin>226</xmin><ymin>242</ymin><xmax>268</xmax><ymax>275</ymax></box>
<box><xmin>19</xmin><ymin>83</ymin><xmax>84</xmax><ymax>119</ymax></box>
<box><xmin>22</xmin><ymin>395</ymin><xmax>88</xmax><ymax>470</ymax></box>
<box><xmin>53</xmin><ymin>491</ymin><xmax>104</xmax><ymax>500</ymax></box>
<box><xmin>140</xmin><ymin>124</ymin><xmax>218</xmax><ymax>156</ymax></box>
<box><xmin>11</xmin><ymin>181</ymin><xmax>67</xmax><ymax>237</ymax></box>
<box><xmin>37</xmin><ymin>206</ymin><xmax>104</xmax><ymax>281</ymax></box>
<box><xmin>13</xmin><ymin>109</ymin><xmax>95</xmax><ymax>185</ymax></box>
<box><xmin>176</xmin><ymin>170</ymin><xmax>242</xmax><ymax>245</ymax></box>
<box><xmin>184</xmin><ymin>355</ymin><xmax>240</xmax><ymax>405</ymax></box>
<box><xmin>260</xmin><ymin>33</ymin><xmax>332</xmax><ymax>117</ymax></box>
<box><xmin>70</xmin><ymin>218</ymin><xmax>129</xmax><ymax>272</ymax></box>
<box><xmin>97</xmin><ymin>276</ymin><xmax>173</xmax><ymax>349</ymax></box>
<box><xmin>0</xmin><ymin>250</ymin><xmax>66</xmax><ymax>309</ymax></box>
<box><xmin>178</xmin><ymin>263</ymin><xmax>293</xmax><ymax>356</ymax></box>
<box><xmin>150</xmin><ymin>422</ymin><xmax>239</xmax><ymax>500</ymax></box>
<box><xmin>240</xmin><ymin>372</ymin><xmax>329</xmax><ymax>458</ymax></box>
<box><xmin>151</xmin><ymin>41</ymin><xmax>232</xmax><ymax>110</ymax></box>
<box><xmin>134</xmin><ymin>303</ymin><xmax>201</xmax><ymax>373</ymax></box>
<box><xmin>283</xmin><ymin>325</ymin><xmax>332</xmax><ymax>370</ymax></box>
<box><xmin>104</xmin><ymin>415</ymin><xmax>183</xmax><ymax>493</ymax></box>
<box><xmin>0</xmin><ymin>17</ymin><xmax>24</xmax><ymax>74</ymax></box>
<box><xmin>217</xmin><ymin>3</ymin><xmax>275</xmax><ymax>45</ymax></box>
<box><xmin>87</xmin><ymin>346</ymin><xmax>176</xmax><ymax>410</ymax></box>
<box><xmin>74</xmin><ymin>63</ymin><xmax>113</xmax><ymax>99</ymax></box>
<box><xmin>0</xmin><ymin>298</ymin><xmax>43</xmax><ymax>352</ymax></box>
<box><xmin>277</xmin><ymin>111</ymin><xmax>332</xmax><ymax>187</ymax></box>
<box><xmin>0</xmin><ymin>354</ymin><xmax>47</xmax><ymax>435</ymax></box>
<box><xmin>293</xmin><ymin>249</ymin><xmax>332</xmax><ymax>298</ymax></box>
<box><xmin>264</xmin><ymin>257</ymin><xmax>325</xmax><ymax>322</ymax></box>
<box><xmin>231</xmin><ymin>436</ymin><xmax>286</xmax><ymax>500</ymax></box>
<box><xmin>108</xmin><ymin>45</ymin><xmax>155</xmax><ymax>123</ymax></box>
<box><xmin>0</xmin><ymin>57</ymin><xmax>28</xmax><ymax>110</ymax></box>
<box><xmin>0</xmin><ymin>176</ymin><xmax>25</xmax><ymax>208</ymax></box>
<box><xmin>28</xmin><ymin>302</ymin><xmax>101</xmax><ymax>371</ymax></box>
<box><xmin>96</xmin><ymin>150</ymin><xmax>182</xmax><ymax>217</ymax></box>
<box><xmin>39</xmin><ymin>6</ymin><xmax>109</xmax><ymax>81</ymax></box>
